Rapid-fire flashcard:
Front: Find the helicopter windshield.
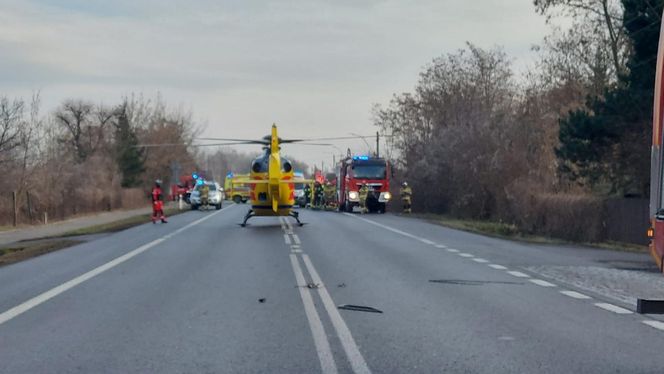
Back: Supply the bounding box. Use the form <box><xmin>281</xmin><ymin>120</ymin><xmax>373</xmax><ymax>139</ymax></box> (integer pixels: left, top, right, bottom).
<box><xmin>352</xmin><ymin>165</ymin><xmax>386</xmax><ymax>179</ymax></box>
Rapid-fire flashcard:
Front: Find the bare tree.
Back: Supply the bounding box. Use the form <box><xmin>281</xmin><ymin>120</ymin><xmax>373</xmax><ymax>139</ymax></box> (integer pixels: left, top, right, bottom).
<box><xmin>534</xmin><ymin>0</ymin><xmax>628</xmax><ymax>80</ymax></box>
<box><xmin>0</xmin><ymin>96</ymin><xmax>24</xmax><ymax>158</ymax></box>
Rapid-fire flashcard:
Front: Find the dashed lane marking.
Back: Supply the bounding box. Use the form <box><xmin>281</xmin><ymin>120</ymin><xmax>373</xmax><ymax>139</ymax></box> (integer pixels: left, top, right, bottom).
<box><xmin>507</xmin><ymin>271</ymin><xmax>530</xmax><ymax>278</ymax></box>
<box><xmin>292</xmin><ymin>235</ymin><xmax>301</xmax><ymax>245</ymax></box>
<box><xmin>529</xmin><ymin>279</ymin><xmax>556</xmax><ymax>287</ymax></box>
<box><xmin>488</xmin><ymin>264</ymin><xmax>508</xmax><ymax>270</ymax></box>
<box><xmin>595</xmin><ymin>303</ymin><xmax>633</xmax><ymax>314</ymax></box>
<box><xmin>435</xmin><ymin>244</ymin><xmax>447</xmax><ymax>249</ymax></box>
<box><xmin>560</xmin><ymin>290</ymin><xmax>591</xmax><ymax>300</ymax></box>
<box><xmin>447</xmin><ymin>249</ymin><xmax>460</xmax><ymax>253</ymax></box>
<box><xmin>0</xmin><ymin>204</ymin><xmax>235</xmax><ymax>326</ymax></box>
<box><xmin>284</xmin><ymin>234</ymin><xmax>292</xmax><ymax>245</ymax></box>
<box><xmin>458</xmin><ymin>253</ymin><xmax>474</xmax><ymax>258</ymax></box>
<box><xmin>643</xmin><ymin>320</ymin><xmax>664</xmax><ymax>331</ymax></box>
<box><xmin>420</xmin><ymin>239</ymin><xmax>435</xmax><ymax>245</ymax></box>
<box><xmin>472</xmin><ymin>258</ymin><xmax>489</xmax><ymax>263</ymax></box>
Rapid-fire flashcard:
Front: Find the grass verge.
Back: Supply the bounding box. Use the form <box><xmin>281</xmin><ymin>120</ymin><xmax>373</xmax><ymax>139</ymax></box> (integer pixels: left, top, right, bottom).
<box><xmin>55</xmin><ymin>207</ymin><xmax>185</xmax><ymax>237</ymax></box>
<box><xmin>412</xmin><ymin>213</ymin><xmax>648</xmax><ymax>253</ymax></box>
<box><xmin>0</xmin><ymin>239</ymin><xmax>83</xmax><ymax>267</ymax></box>
<box><xmin>0</xmin><ymin>207</ymin><xmax>189</xmax><ymax>266</ymax></box>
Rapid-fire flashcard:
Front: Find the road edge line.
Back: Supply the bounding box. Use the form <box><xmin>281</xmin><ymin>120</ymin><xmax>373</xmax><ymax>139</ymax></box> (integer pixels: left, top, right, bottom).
<box><xmin>0</xmin><ymin>205</ymin><xmax>234</xmax><ymax>326</ymax></box>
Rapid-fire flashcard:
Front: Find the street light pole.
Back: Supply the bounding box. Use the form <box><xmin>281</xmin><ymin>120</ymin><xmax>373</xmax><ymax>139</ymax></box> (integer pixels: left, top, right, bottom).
<box><xmin>376</xmin><ymin>131</ymin><xmax>379</xmax><ymax>158</ymax></box>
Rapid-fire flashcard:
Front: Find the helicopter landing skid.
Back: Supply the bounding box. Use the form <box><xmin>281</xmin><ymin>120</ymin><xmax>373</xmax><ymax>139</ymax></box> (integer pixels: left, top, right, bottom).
<box><xmin>240</xmin><ymin>209</ymin><xmax>255</xmax><ymax>227</ymax></box>
<box><xmin>289</xmin><ymin>210</ymin><xmax>305</xmax><ymax>226</ymax></box>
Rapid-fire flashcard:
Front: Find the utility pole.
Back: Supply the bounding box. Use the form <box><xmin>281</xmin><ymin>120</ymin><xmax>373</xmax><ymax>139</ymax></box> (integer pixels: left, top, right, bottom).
<box><xmin>376</xmin><ymin>131</ymin><xmax>380</xmax><ymax>158</ymax></box>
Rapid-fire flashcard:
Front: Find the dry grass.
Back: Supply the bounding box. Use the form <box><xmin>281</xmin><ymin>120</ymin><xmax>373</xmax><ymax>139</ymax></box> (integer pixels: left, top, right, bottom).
<box><xmin>0</xmin><ymin>239</ymin><xmax>83</xmax><ymax>267</ymax></box>
<box><xmin>0</xmin><ymin>207</ymin><xmax>186</xmax><ymax>266</ymax></box>
<box><xmin>413</xmin><ymin>213</ymin><xmax>648</xmax><ymax>253</ymax></box>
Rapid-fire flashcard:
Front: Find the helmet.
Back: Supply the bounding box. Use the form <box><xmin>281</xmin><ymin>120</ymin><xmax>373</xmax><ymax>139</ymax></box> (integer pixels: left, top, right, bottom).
<box><xmin>155</xmin><ymin>179</ymin><xmax>162</xmax><ymax>187</ymax></box>
<box><xmin>402</xmin><ymin>182</ymin><xmax>408</xmax><ymax>187</ymax></box>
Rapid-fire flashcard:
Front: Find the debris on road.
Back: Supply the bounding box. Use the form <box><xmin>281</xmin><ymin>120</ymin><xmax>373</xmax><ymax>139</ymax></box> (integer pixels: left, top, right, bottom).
<box><xmin>258</xmin><ymin>298</ymin><xmax>266</xmax><ymax>303</ymax></box>
<box><xmin>337</xmin><ymin>304</ymin><xmax>383</xmax><ymax>314</ymax></box>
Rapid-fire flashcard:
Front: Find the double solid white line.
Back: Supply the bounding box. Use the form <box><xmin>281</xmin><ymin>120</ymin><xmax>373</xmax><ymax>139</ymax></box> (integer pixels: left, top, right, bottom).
<box><xmin>281</xmin><ymin>217</ymin><xmax>371</xmax><ymax>374</ymax></box>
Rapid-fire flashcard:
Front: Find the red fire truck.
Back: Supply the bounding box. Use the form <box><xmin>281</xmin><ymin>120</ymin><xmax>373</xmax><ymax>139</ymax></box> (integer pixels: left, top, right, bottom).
<box><xmin>337</xmin><ymin>154</ymin><xmax>392</xmax><ymax>213</ymax></box>
<box><xmin>650</xmin><ymin>11</ymin><xmax>664</xmax><ymax>274</ymax></box>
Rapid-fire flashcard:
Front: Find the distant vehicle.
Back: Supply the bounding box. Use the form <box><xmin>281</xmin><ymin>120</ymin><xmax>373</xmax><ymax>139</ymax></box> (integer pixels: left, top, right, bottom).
<box><xmin>337</xmin><ymin>152</ymin><xmax>392</xmax><ymax>213</ymax></box>
<box><xmin>224</xmin><ymin>173</ymin><xmax>250</xmax><ymax>204</ymax></box>
<box><xmin>190</xmin><ymin>181</ymin><xmax>223</xmax><ymax>210</ymax></box>
<box><xmin>294</xmin><ymin>172</ymin><xmax>306</xmax><ymax>207</ymax></box>
<box><xmin>169</xmin><ymin>175</ymin><xmax>197</xmax><ymax>202</ymax></box>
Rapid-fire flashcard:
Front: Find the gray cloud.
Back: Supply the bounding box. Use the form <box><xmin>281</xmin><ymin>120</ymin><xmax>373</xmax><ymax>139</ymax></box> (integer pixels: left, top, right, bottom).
<box><xmin>0</xmin><ymin>0</ymin><xmax>553</xmax><ymax>166</ymax></box>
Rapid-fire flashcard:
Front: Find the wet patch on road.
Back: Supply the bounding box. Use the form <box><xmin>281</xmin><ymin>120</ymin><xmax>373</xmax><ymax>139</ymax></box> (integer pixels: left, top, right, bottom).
<box><xmin>429</xmin><ymin>279</ymin><xmax>524</xmax><ymax>286</ymax></box>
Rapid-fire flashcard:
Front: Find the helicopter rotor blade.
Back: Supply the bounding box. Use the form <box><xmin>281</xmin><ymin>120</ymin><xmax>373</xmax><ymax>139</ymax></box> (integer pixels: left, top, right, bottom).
<box><xmin>134</xmin><ymin>141</ymin><xmax>260</xmax><ymax>148</ymax></box>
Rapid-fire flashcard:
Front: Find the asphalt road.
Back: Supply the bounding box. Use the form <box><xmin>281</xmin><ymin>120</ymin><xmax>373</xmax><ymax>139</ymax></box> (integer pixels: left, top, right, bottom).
<box><xmin>2</xmin><ymin>202</ymin><xmax>664</xmax><ymax>373</ymax></box>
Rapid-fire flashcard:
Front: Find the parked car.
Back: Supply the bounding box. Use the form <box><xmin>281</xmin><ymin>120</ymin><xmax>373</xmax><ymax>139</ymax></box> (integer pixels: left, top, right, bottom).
<box><xmin>189</xmin><ymin>181</ymin><xmax>223</xmax><ymax>210</ymax></box>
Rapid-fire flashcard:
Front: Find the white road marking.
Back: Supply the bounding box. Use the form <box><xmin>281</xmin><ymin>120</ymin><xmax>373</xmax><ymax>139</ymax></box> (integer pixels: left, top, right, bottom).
<box><xmin>447</xmin><ymin>249</ymin><xmax>460</xmax><ymax>253</ymax></box>
<box><xmin>560</xmin><ymin>290</ymin><xmax>591</xmax><ymax>300</ymax></box>
<box><xmin>472</xmin><ymin>258</ymin><xmax>489</xmax><ymax>263</ymax></box>
<box><xmin>435</xmin><ymin>244</ymin><xmax>447</xmax><ymax>248</ymax></box>
<box><xmin>302</xmin><ymin>254</ymin><xmax>372</xmax><ymax>374</ymax></box>
<box><xmin>292</xmin><ymin>235</ymin><xmax>301</xmax><ymax>245</ymax></box>
<box><xmin>420</xmin><ymin>239</ymin><xmax>435</xmax><ymax>245</ymax></box>
<box><xmin>642</xmin><ymin>320</ymin><xmax>664</xmax><ymax>331</ymax></box>
<box><xmin>458</xmin><ymin>253</ymin><xmax>474</xmax><ymax>258</ymax></box>
<box><xmin>507</xmin><ymin>271</ymin><xmax>530</xmax><ymax>278</ymax></box>
<box><xmin>343</xmin><ymin>213</ymin><xmax>418</xmax><ymax>240</ymax></box>
<box><xmin>488</xmin><ymin>264</ymin><xmax>508</xmax><ymax>270</ymax></box>
<box><xmin>289</xmin><ymin>255</ymin><xmax>338</xmax><ymax>374</ymax></box>
<box><xmin>595</xmin><ymin>303</ymin><xmax>633</xmax><ymax>314</ymax></box>
<box><xmin>0</xmin><ymin>205</ymin><xmax>234</xmax><ymax>326</ymax></box>
<box><xmin>284</xmin><ymin>234</ymin><xmax>292</xmax><ymax>245</ymax></box>
<box><xmin>285</xmin><ymin>218</ymin><xmax>294</xmax><ymax>231</ymax></box>
<box><xmin>529</xmin><ymin>279</ymin><xmax>556</xmax><ymax>287</ymax></box>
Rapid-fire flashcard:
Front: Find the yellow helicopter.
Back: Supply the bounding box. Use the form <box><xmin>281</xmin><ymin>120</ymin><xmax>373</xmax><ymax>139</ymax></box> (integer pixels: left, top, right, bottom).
<box><xmin>229</xmin><ymin>124</ymin><xmax>314</xmax><ymax>226</ymax></box>
<box><xmin>138</xmin><ymin>123</ymin><xmax>348</xmax><ymax>226</ymax></box>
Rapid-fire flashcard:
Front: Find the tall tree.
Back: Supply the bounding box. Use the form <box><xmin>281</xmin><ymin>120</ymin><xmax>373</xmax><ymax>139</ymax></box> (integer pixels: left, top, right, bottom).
<box><xmin>114</xmin><ymin>103</ymin><xmax>144</xmax><ymax>187</ymax></box>
<box><xmin>556</xmin><ymin>0</ymin><xmax>663</xmax><ymax>195</ymax></box>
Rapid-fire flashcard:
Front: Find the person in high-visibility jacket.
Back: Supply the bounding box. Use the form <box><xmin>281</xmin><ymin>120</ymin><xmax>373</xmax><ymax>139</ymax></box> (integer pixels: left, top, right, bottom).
<box><xmin>358</xmin><ymin>183</ymin><xmax>370</xmax><ymax>214</ymax></box>
<box><xmin>323</xmin><ymin>182</ymin><xmax>336</xmax><ymax>208</ymax></box>
<box><xmin>313</xmin><ymin>182</ymin><xmax>324</xmax><ymax>208</ymax></box>
<box><xmin>151</xmin><ymin>179</ymin><xmax>167</xmax><ymax>223</ymax></box>
<box><xmin>400</xmin><ymin>181</ymin><xmax>412</xmax><ymax>213</ymax></box>
<box><xmin>200</xmin><ymin>183</ymin><xmax>210</xmax><ymax>209</ymax></box>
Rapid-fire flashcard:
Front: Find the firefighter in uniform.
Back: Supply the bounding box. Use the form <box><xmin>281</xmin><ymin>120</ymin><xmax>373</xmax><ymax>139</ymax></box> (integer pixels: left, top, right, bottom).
<box><xmin>400</xmin><ymin>181</ymin><xmax>412</xmax><ymax>214</ymax></box>
<box><xmin>323</xmin><ymin>181</ymin><xmax>337</xmax><ymax>209</ymax></box>
<box><xmin>313</xmin><ymin>182</ymin><xmax>324</xmax><ymax>209</ymax></box>
<box><xmin>151</xmin><ymin>179</ymin><xmax>167</xmax><ymax>223</ymax></box>
<box><xmin>359</xmin><ymin>183</ymin><xmax>370</xmax><ymax>214</ymax></box>
<box><xmin>200</xmin><ymin>183</ymin><xmax>210</xmax><ymax>210</ymax></box>
<box><xmin>304</xmin><ymin>183</ymin><xmax>312</xmax><ymax>207</ymax></box>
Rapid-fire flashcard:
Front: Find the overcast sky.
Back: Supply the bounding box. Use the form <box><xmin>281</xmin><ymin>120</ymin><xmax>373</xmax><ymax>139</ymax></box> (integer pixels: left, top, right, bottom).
<box><xmin>1</xmin><ymin>0</ymin><xmax>553</xmax><ymax>170</ymax></box>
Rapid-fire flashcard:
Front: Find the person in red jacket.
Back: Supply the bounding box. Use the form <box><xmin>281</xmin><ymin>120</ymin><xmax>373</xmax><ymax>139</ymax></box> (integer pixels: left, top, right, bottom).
<box><xmin>151</xmin><ymin>179</ymin><xmax>167</xmax><ymax>223</ymax></box>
